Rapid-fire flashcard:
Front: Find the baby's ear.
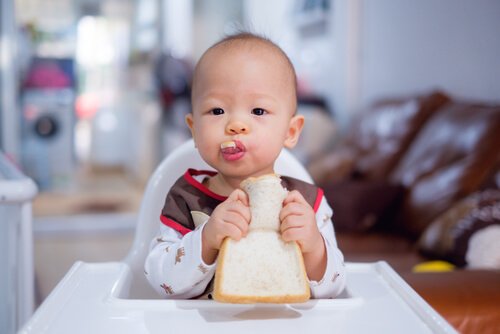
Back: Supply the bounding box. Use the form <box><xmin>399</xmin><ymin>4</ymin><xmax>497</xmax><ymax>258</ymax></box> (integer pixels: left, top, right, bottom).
<box><xmin>185</xmin><ymin>113</ymin><xmax>197</xmax><ymax>147</ymax></box>
<box><xmin>185</xmin><ymin>113</ymin><xmax>194</xmax><ymax>131</ymax></box>
<box><xmin>284</xmin><ymin>115</ymin><xmax>304</xmax><ymax>149</ymax></box>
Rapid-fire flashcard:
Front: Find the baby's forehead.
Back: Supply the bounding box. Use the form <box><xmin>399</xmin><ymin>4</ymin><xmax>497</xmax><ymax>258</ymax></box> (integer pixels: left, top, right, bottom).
<box><xmin>194</xmin><ymin>38</ymin><xmax>296</xmax><ymax>84</ymax></box>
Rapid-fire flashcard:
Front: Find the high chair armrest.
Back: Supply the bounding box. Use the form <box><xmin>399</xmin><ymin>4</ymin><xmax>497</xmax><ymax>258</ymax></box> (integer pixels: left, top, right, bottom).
<box><xmin>21</xmin><ymin>261</ymin><xmax>457</xmax><ymax>334</ymax></box>
<box><xmin>19</xmin><ymin>262</ymin><xmax>131</xmax><ymax>333</ymax></box>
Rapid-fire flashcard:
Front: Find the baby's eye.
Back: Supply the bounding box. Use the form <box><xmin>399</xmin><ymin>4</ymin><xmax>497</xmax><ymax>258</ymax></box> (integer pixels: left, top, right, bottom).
<box><xmin>210</xmin><ymin>108</ymin><xmax>224</xmax><ymax>115</ymax></box>
<box><xmin>251</xmin><ymin>108</ymin><xmax>266</xmax><ymax>116</ymax></box>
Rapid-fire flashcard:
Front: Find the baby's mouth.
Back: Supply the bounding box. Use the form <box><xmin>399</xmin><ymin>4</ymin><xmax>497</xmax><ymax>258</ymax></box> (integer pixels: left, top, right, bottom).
<box><xmin>220</xmin><ymin>140</ymin><xmax>246</xmax><ymax>161</ymax></box>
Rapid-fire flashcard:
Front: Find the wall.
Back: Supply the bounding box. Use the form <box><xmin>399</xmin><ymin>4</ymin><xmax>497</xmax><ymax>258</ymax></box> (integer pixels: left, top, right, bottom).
<box><xmin>192</xmin><ymin>0</ymin><xmax>243</xmax><ymax>61</ymax></box>
<box><xmin>359</xmin><ymin>0</ymin><xmax>500</xmax><ymax>108</ymax></box>
<box><xmin>162</xmin><ymin>0</ymin><xmax>193</xmax><ymax>58</ymax></box>
<box><xmin>330</xmin><ymin>0</ymin><xmax>361</xmax><ymax>127</ymax></box>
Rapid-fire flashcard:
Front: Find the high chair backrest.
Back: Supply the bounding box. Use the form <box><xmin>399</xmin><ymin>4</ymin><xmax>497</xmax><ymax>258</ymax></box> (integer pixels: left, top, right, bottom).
<box><xmin>124</xmin><ymin>139</ymin><xmax>313</xmax><ymax>298</ymax></box>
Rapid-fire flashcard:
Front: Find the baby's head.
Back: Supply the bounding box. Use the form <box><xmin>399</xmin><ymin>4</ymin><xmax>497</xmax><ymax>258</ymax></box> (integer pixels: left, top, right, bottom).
<box><xmin>187</xmin><ymin>33</ymin><xmax>304</xmax><ymax>180</ymax></box>
<box><xmin>191</xmin><ymin>32</ymin><xmax>298</xmax><ymax>113</ymax></box>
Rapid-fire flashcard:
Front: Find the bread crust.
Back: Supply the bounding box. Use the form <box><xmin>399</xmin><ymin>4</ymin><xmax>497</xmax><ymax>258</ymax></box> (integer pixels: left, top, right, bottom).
<box><xmin>239</xmin><ymin>173</ymin><xmax>281</xmax><ymax>189</ymax></box>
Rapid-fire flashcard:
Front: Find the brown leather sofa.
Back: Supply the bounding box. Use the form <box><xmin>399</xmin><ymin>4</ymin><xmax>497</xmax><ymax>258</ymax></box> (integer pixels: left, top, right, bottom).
<box><xmin>308</xmin><ymin>91</ymin><xmax>500</xmax><ymax>333</ymax></box>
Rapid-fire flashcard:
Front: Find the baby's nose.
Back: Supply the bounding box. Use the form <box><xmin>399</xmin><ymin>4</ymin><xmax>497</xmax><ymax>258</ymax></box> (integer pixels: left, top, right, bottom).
<box><xmin>226</xmin><ymin>121</ymin><xmax>249</xmax><ymax>135</ymax></box>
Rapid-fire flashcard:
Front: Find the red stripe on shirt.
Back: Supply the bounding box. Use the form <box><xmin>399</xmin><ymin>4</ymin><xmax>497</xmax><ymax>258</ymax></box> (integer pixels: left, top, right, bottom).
<box><xmin>313</xmin><ymin>188</ymin><xmax>324</xmax><ymax>213</ymax></box>
<box><xmin>183</xmin><ymin>169</ymin><xmax>228</xmax><ymax>201</ymax></box>
<box><xmin>160</xmin><ymin>215</ymin><xmax>192</xmax><ymax>236</ymax></box>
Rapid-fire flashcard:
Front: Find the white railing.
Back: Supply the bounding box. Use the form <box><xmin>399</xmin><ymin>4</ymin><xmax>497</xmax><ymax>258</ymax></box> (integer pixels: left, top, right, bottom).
<box><xmin>0</xmin><ymin>152</ymin><xmax>38</xmax><ymax>334</ymax></box>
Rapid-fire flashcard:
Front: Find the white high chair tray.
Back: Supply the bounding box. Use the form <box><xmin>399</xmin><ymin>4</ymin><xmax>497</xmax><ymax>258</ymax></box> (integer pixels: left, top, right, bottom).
<box><xmin>21</xmin><ymin>261</ymin><xmax>456</xmax><ymax>334</ymax></box>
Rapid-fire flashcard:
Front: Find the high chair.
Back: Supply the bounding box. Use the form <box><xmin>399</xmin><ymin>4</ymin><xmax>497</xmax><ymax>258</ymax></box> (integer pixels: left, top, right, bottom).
<box><xmin>20</xmin><ymin>139</ymin><xmax>457</xmax><ymax>334</ymax></box>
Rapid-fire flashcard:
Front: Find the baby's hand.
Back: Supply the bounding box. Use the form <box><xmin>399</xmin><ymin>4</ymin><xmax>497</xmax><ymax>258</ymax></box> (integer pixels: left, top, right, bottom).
<box><xmin>280</xmin><ymin>190</ymin><xmax>327</xmax><ymax>281</ymax></box>
<box><xmin>202</xmin><ymin>189</ymin><xmax>251</xmax><ymax>253</ymax></box>
<box><xmin>280</xmin><ymin>190</ymin><xmax>322</xmax><ymax>254</ymax></box>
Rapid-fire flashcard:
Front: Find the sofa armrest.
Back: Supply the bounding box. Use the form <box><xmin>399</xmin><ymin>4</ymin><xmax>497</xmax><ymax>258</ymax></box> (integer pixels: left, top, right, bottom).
<box><xmin>308</xmin><ymin>147</ymin><xmax>357</xmax><ymax>184</ymax></box>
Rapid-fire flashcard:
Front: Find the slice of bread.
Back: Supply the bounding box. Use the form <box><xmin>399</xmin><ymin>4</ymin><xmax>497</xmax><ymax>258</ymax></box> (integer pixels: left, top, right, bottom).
<box><xmin>213</xmin><ymin>174</ymin><xmax>310</xmax><ymax>303</ymax></box>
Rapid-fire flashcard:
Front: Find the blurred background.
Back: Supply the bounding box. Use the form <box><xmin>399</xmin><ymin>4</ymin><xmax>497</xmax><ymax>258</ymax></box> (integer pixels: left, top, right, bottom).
<box><xmin>1</xmin><ymin>0</ymin><xmax>500</xmax><ymax>323</ymax></box>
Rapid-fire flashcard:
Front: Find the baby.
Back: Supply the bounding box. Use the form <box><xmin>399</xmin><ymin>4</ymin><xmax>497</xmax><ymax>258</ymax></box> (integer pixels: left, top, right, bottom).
<box><xmin>145</xmin><ymin>32</ymin><xmax>346</xmax><ymax>299</ymax></box>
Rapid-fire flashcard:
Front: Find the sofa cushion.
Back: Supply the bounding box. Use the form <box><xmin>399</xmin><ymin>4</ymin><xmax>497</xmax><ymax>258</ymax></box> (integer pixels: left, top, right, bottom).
<box><xmin>323</xmin><ymin>180</ymin><xmax>404</xmax><ymax>232</ymax></box>
<box><xmin>348</xmin><ymin>91</ymin><xmax>450</xmax><ymax>180</ymax></box>
<box><xmin>307</xmin><ymin>91</ymin><xmax>450</xmax><ymax>184</ymax></box>
<box><xmin>418</xmin><ymin>189</ymin><xmax>500</xmax><ymax>267</ymax></box>
<box><xmin>389</xmin><ymin>102</ymin><xmax>500</xmax><ymax>236</ymax></box>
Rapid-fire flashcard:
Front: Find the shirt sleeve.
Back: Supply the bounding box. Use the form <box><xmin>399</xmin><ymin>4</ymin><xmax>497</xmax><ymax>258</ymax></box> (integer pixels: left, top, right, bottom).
<box><xmin>144</xmin><ymin>220</ymin><xmax>216</xmax><ymax>299</ymax></box>
<box><xmin>308</xmin><ymin>196</ymin><xmax>347</xmax><ymax>298</ymax></box>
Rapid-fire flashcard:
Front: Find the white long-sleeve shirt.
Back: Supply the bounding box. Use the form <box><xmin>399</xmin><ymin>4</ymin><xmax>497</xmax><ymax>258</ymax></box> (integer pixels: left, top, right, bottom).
<box><xmin>145</xmin><ymin>190</ymin><xmax>346</xmax><ymax>299</ymax></box>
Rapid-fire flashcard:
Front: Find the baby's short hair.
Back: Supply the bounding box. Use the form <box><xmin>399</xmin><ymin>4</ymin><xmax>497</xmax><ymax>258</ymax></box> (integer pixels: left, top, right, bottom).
<box><xmin>192</xmin><ymin>32</ymin><xmax>298</xmax><ymax>106</ymax></box>
<box><xmin>211</xmin><ymin>32</ymin><xmax>296</xmax><ymax>80</ymax></box>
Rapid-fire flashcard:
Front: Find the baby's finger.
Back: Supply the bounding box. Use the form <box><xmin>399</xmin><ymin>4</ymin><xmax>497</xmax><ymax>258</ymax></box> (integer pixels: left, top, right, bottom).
<box><xmin>279</xmin><ymin>202</ymin><xmax>305</xmax><ymax>222</ymax></box>
<box><xmin>227</xmin><ymin>201</ymin><xmax>251</xmax><ymax>223</ymax></box>
<box><xmin>280</xmin><ymin>215</ymin><xmax>304</xmax><ymax>231</ymax></box>
<box><xmin>283</xmin><ymin>190</ymin><xmax>308</xmax><ymax>206</ymax></box>
<box><xmin>281</xmin><ymin>224</ymin><xmax>302</xmax><ymax>243</ymax></box>
<box><xmin>224</xmin><ymin>212</ymin><xmax>249</xmax><ymax>235</ymax></box>
<box><xmin>228</xmin><ymin>188</ymin><xmax>249</xmax><ymax>206</ymax></box>
<box><xmin>224</xmin><ymin>221</ymin><xmax>245</xmax><ymax>241</ymax></box>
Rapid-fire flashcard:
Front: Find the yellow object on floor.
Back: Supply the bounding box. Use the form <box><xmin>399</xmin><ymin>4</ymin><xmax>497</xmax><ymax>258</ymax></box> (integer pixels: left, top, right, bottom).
<box><xmin>413</xmin><ymin>260</ymin><xmax>455</xmax><ymax>273</ymax></box>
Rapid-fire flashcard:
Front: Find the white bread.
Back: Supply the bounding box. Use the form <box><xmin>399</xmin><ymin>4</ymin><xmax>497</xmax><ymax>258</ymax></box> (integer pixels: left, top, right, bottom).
<box><xmin>213</xmin><ymin>174</ymin><xmax>310</xmax><ymax>303</ymax></box>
